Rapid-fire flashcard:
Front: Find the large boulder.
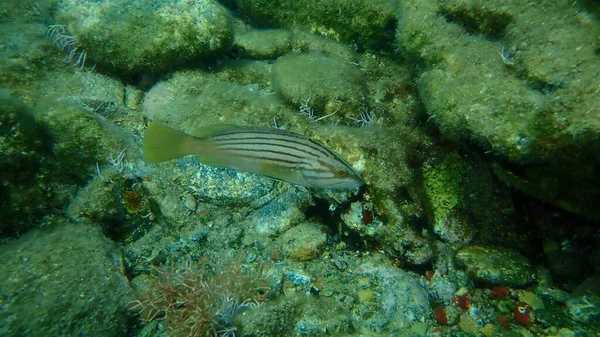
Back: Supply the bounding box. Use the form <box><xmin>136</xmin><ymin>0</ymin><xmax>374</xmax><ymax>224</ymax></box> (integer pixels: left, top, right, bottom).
<box><xmin>52</xmin><ymin>0</ymin><xmax>234</xmax><ymax>74</ymax></box>
<box><xmin>396</xmin><ymin>0</ymin><xmax>600</xmax><ymax>220</ymax></box>
<box><xmin>0</xmin><ymin>224</ymin><xmax>133</xmax><ymax>336</ymax></box>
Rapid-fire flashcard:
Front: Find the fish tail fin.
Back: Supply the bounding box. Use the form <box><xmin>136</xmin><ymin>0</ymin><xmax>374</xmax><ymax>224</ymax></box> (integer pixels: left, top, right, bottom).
<box><xmin>143</xmin><ymin>122</ymin><xmax>195</xmax><ymax>163</ymax></box>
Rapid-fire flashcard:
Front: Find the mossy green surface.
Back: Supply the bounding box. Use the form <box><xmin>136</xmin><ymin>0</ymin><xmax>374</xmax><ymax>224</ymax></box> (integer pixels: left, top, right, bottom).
<box><xmin>272</xmin><ymin>53</ymin><xmax>366</xmax><ymax>121</ymax></box>
<box><xmin>0</xmin><ymin>92</ymin><xmax>56</xmax><ymax>237</ymax></box>
<box><xmin>396</xmin><ymin>0</ymin><xmax>600</xmax><ymax>220</ymax></box>
<box><xmin>235</xmin><ymin>0</ymin><xmax>397</xmax><ymax>51</ymax></box>
<box><xmin>54</xmin><ymin>0</ymin><xmax>233</xmax><ymax>75</ymax></box>
<box><xmin>233</xmin><ymin>28</ymin><xmax>294</xmax><ymax>60</ymax></box>
<box><xmin>422</xmin><ymin>151</ymin><xmax>471</xmax><ymax>243</ymax></box>
<box><xmin>36</xmin><ymin>100</ymin><xmax>129</xmax><ymax>182</ymax></box>
<box><xmin>0</xmin><ymin>224</ymin><xmax>134</xmax><ymax>336</ymax></box>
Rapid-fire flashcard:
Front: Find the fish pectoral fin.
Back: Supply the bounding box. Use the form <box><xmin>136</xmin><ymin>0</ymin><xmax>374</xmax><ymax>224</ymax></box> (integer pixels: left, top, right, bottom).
<box><xmin>259</xmin><ymin>162</ymin><xmax>302</xmax><ymax>183</ymax></box>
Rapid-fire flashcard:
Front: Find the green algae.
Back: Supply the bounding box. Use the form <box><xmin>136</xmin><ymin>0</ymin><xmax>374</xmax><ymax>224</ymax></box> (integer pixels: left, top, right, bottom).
<box><xmin>0</xmin><ymin>224</ymin><xmax>134</xmax><ymax>336</ymax></box>
<box><xmin>235</xmin><ymin>0</ymin><xmax>397</xmax><ymax>51</ymax></box>
<box><xmin>422</xmin><ymin>151</ymin><xmax>472</xmax><ymax>244</ymax></box>
<box><xmin>396</xmin><ymin>0</ymin><xmax>600</xmax><ymax>220</ymax></box>
<box><xmin>53</xmin><ymin>0</ymin><xmax>234</xmax><ymax>75</ymax></box>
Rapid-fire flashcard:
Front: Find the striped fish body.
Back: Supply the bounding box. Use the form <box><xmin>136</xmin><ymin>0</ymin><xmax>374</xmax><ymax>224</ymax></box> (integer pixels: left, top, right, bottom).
<box><xmin>143</xmin><ymin>123</ymin><xmax>364</xmax><ymax>189</ymax></box>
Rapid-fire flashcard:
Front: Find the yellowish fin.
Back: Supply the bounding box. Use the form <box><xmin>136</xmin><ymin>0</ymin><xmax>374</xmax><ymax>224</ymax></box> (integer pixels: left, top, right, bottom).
<box><xmin>143</xmin><ymin>122</ymin><xmax>196</xmax><ymax>163</ymax></box>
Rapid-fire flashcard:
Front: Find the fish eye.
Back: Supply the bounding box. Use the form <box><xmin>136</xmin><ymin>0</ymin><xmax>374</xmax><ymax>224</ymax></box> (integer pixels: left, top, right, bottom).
<box><xmin>333</xmin><ymin>167</ymin><xmax>347</xmax><ymax>177</ymax></box>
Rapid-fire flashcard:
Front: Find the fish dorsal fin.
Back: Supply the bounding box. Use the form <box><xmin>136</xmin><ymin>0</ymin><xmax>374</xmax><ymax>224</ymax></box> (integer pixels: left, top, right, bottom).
<box><xmin>191</xmin><ymin>124</ymin><xmax>246</xmax><ymax>138</ymax></box>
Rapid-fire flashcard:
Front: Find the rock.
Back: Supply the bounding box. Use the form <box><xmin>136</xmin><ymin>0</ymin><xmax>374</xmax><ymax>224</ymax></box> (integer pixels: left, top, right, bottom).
<box><xmin>176</xmin><ymin>157</ymin><xmax>276</xmax><ymax>206</ymax></box>
<box><xmin>246</xmin><ymin>187</ymin><xmax>312</xmax><ymax>236</ymax></box>
<box><xmin>278</xmin><ymin>222</ymin><xmax>327</xmax><ymax>261</ymax></box>
<box><xmin>422</xmin><ymin>151</ymin><xmax>474</xmax><ymax>244</ymax></box>
<box><xmin>0</xmin><ymin>92</ymin><xmax>54</xmax><ymax>237</ymax></box>
<box><xmin>566</xmin><ymin>294</ymin><xmax>600</xmax><ymax>325</ymax></box>
<box><xmin>37</xmin><ymin>98</ymin><xmax>129</xmax><ymax>183</ymax></box>
<box><xmin>0</xmin><ymin>224</ymin><xmax>133</xmax><ymax>336</ymax></box>
<box><xmin>53</xmin><ymin>0</ymin><xmax>233</xmax><ymax>74</ymax></box>
<box><xmin>234</xmin><ymin>0</ymin><xmax>397</xmax><ymax>51</ymax></box>
<box><xmin>566</xmin><ymin>275</ymin><xmax>600</xmax><ymax>325</ymax></box>
<box><xmin>293</xmin><ymin>299</ymin><xmax>354</xmax><ymax>336</ymax></box>
<box><xmin>455</xmin><ymin>246</ymin><xmax>536</xmax><ymax>287</ymax></box>
<box><xmin>142</xmin><ymin>69</ymin><xmax>288</xmax><ymax>129</ymax></box>
<box><xmin>272</xmin><ymin>53</ymin><xmax>367</xmax><ymax>123</ymax></box>
<box><xmin>376</xmin><ymin>196</ymin><xmax>434</xmax><ymax>265</ymax></box>
<box><xmin>233</xmin><ymin>28</ymin><xmax>293</xmax><ymax>59</ymax></box>
<box><xmin>396</xmin><ymin>0</ymin><xmax>600</xmax><ymax>220</ymax></box>
<box><xmin>356</xmin><ymin>261</ymin><xmax>432</xmax><ymax>329</ymax></box>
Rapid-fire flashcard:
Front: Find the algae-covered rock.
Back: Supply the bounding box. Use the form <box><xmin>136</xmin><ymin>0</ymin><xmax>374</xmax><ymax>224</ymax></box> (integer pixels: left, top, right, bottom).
<box><xmin>456</xmin><ymin>246</ymin><xmax>536</xmax><ymax>287</ymax></box>
<box><xmin>52</xmin><ymin>0</ymin><xmax>233</xmax><ymax>75</ymax></box>
<box><xmin>36</xmin><ymin>100</ymin><xmax>129</xmax><ymax>182</ymax></box>
<box><xmin>0</xmin><ymin>224</ymin><xmax>133</xmax><ymax>336</ymax></box>
<box><xmin>566</xmin><ymin>294</ymin><xmax>600</xmax><ymax>325</ymax></box>
<box><xmin>421</xmin><ymin>148</ymin><xmax>519</xmax><ymax>247</ymax></box>
<box><xmin>422</xmin><ymin>151</ymin><xmax>473</xmax><ymax>244</ymax></box>
<box><xmin>272</xmin><ymin>53</ymin><xmax>367</xmax><ymax>123</ymax></box>
<box><xmin>0</xmin><ymin>92</ymin><xmax>55</xmax><ymax>237</ymax></box>
<box><xmin>233</xmin><ymin>28</ymin><xmax>294</xmax><ymax>60</ymax></box>
<box><xmin>0</xmin><ymin>92</ymin><xmax>43</xmax><ymax>183</ymax></box>
<box><xmin>235</xmin><ymin>292</ymin><xmax>304</xmax><ymax>336</ymax></box>
<box><xmin>396</xmin><ymin>0</ymin><xmax>600</xmax><ymax>220</ymax></box>
<box><xmin>67</xmin><ymin>162</ymin><xmax>157</xmax><ymax>243</ymax></box>
<box><xmin>143</xmin><ymin>67</ymin><xmax>291</xmax><ymax>129</ymax></box>
<box><xmin>234</xmin><ymin>0</ymin><xmax>397</xmax><ymax>51</ymax></box>
<box><xmin>0</xmin><ymin>23</ymin><xmax>53</xmax><ymax>99</ymax></box>
<box><xmin>245</xmin><ymin>186</ymin><xmax>312</xmax><ymax>237</ymax></box>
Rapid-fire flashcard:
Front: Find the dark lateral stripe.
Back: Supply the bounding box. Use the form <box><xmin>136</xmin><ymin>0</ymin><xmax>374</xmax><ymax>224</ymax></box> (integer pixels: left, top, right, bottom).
<box><xmin>214</xmin><ymin>135</ymin><xmax>332</xmax><ymax>159</ymax></box>
<box><xmin>220</xmin><ymin>144</ymin><xmax>341</xmax><ymax>173</ymax></box>
<box><xmin>211</xmin><ymin>132</ymin><xmax>333</xmax><ymax>158</ymax></box>
<box><xmin>228</xmin><ymin>150</ymin><xmax>332</xmax><ymax>174</ymax></box>
<box><xmin>231</xmin><ymin>150</ymin><xmax>334</xmax><ymax>176</ymax></box>
<box><xmin>231</xmin><ymin>153</ymin><xmax>329</xmax><ymax>176</ymax></box>
<box><xmin>215</xmin><ymin>128</ymin><xmax>311</xmax><ymax>141</ymax></box>
<box><xmin>225</xmin><ymin>148</ymin><xmax>306</xmax><ymax>164</ymax></box>
<box><xmin>216</xmin><ymin>141</ymin><xmax>323</xmax><ymax>159</ymax></box>
<box><xmin>233</xmin><ymin>153</ymin><xmax>304</xmax><ymax>168</ymax></box>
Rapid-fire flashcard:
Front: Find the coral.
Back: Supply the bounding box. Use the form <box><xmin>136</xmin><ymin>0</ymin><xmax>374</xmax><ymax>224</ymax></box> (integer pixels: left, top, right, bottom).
<box><xmin>131</xmin><ymin>257</ymin><xmax>273</xmax><ymax>337</ymax></box>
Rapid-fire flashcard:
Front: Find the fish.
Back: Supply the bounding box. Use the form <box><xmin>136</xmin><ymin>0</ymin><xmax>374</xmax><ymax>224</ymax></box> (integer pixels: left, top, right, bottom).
<box><xmin>143</xmin><ymin>122</ymin><xmax>364</xmax><ymax>189</ymax></box>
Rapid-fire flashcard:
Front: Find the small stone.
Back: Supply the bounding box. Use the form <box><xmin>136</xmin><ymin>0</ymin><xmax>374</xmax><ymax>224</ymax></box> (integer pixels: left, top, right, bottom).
<box><xmin>566</xmin><ymin>274</ymin><xmax>600</xmax><ymax>324</ymax></box>
<box><xmin>278</xmin><ymin>222</ymin><xmax>327</xmax><ymax>261</ymax></box>
<box><xmin>518</xmin><ymin>290</ymin><xmax>545</xmax><ymax>310</ymax></box>
<box><xmin>566</xmin><ymin>294</ymin><xmax>600</xmax><ymax>324</ymax></box>
<box><xmin>455</xmin><ymin>246</ymin><xmax>536</xmax><ymax>287</ymax></box>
